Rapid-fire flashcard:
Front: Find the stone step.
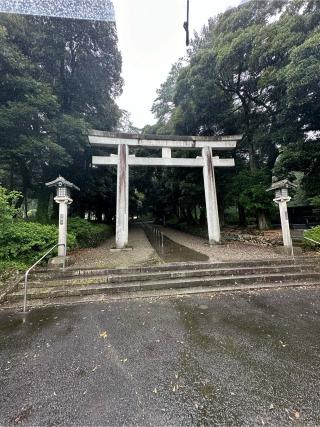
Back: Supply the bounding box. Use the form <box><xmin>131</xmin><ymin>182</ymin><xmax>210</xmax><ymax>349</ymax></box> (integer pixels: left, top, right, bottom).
<box><xmin>30</xmin><ymin>256</ymin><xmax>319</xmax><ymax>281</ymax></box>
<box><xmin>25</xmin><ymin>264</ymin><xmax>320</xmax><ymax>288</ymax></box>
<box><xmin>8</xmin><ymin>271</ymin><xmax>320</xmax><ymax>302</ymax></box>
<box><xmin>3</xmin><ymin>281</ymin><xmax>320</xmax><ymax>311</ymax></box>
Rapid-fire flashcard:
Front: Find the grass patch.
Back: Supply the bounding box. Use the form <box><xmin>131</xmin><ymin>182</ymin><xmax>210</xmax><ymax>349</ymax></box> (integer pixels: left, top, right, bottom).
<box><xmin>304</xmin><ymin>226</ymin><xmax>320</xmax><ymax>250</ymax></box>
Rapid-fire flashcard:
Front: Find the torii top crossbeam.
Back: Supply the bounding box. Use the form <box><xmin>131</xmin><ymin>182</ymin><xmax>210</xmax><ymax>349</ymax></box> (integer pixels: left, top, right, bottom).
<box><xmin>88</xmin><ymin>130</ymin><xmax>242</xmax><ymax>151</ymax></box>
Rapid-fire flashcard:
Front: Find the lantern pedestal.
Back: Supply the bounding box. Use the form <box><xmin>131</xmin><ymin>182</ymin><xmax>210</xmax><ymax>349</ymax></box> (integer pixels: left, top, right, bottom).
<box><xmin>274</xmin><ymin>198</ymin><xmax>292</xmax><ymax>249</ymax></box>
<box><xmin>267</xmin><ymin>179</ymin><xmax>297</xmax><ymax>252</ymax></box>
<box><xmin>54</xmin><ymin>196</ymin><xmax>72</xmax><ymax>257</ymax></box>
<box><xmin>274</xmin><ymin>246</ymin><xmax>303</xmax><ymax>256</ymax></box>
<box><xmin>47</xmin><ymin>255</ymin><xmax>75</xmax><ymax>270</ymax></box>
<box><xmin>46</xmin><ymin>176</ymin><xmax>80</xmax><ymax>266</ymax></box>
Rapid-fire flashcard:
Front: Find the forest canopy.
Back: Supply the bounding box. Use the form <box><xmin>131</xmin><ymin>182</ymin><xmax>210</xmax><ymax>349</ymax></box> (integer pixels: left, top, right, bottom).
<box><xmin>0</xmin><ymin>0</ymin><xmax>319</xmax><ymax>231</ymax></box>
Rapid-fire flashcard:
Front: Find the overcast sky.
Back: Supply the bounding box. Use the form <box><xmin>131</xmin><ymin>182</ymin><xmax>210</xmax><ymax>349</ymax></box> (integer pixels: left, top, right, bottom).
<box><xmin>114</xmin><ymin>0</ymin><xmax>240</xmax><ymax>129</ymax></box>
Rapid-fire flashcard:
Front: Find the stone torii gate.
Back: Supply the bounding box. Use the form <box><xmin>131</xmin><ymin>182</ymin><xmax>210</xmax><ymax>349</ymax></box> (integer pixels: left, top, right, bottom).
<box><xmin>88</xmin><ymin>131</ymin><xmax>241</xmax><ymax>249</ymax></box>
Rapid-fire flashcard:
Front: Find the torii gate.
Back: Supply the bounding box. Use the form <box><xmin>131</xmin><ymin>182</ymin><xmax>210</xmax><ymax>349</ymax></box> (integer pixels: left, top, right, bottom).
<box><xmin>88</xmin><ymin>131</ymin><xmax>241</xmax><ymax>249</ymax></box>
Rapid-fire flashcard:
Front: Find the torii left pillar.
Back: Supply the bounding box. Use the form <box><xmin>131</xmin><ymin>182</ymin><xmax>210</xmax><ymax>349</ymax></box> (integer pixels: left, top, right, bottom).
<box><xmin>116</xmin><ymin>144</ymin><xmax>129</xmax><ymax>249</ymax></box>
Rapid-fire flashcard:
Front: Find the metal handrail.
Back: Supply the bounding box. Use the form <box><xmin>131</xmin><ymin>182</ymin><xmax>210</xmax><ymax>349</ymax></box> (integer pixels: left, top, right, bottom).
<box><xmin>23</xmin><ymin>243</ymin><xmax>66</xmax><ymax>313</ymax></box>
<box><xmin>140</xmin><ymin>221</ymin><xmax>164</xmax><ymax>252</ymax></box>
<box><xmin>304</xmin><ymin>236</ymin><xmax>320</xmax><ymax>245</ymax></box>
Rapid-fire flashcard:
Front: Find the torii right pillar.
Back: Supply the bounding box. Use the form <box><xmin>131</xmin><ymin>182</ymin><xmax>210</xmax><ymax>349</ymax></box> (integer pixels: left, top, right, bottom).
<box><xmin>202</xmin><ymin>146</ymin><xmax>220</xmax><ymax>244</ymax></box>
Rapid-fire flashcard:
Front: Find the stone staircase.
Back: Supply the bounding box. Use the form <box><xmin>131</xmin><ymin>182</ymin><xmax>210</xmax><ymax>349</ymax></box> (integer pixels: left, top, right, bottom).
<box><xmin>2</xmin><ymin>256</ymin><xmax>320</xmax><ymax>309</ymax></box>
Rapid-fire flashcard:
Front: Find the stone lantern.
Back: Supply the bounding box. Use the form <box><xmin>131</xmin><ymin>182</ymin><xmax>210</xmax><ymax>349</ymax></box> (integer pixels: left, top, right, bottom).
<box><xmin>46</xmin><ymin>176</ymin><xmax>80</xmax><ymax>258</ymax></box>
<box><xmin>267</xmin><ymin>179</ymin><xmax>297</xmax><ymax>250</ymax></box>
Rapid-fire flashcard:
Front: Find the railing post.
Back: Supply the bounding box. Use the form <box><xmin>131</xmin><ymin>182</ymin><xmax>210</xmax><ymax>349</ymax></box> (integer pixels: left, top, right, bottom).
<box><xmin>22</xmin><ymin>243</ymin><xmax>66</xmax><ymax>314</ymax></box>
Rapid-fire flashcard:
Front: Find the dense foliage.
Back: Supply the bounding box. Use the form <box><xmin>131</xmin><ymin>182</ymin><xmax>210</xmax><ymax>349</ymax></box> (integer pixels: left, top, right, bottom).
<box><xmin>68</xmin><ymin>218</ymin><xmax>113</xmax><ymax>248</ymax></box>
<box><xmin>0</xmin><ymin>221</ymin><xmax>72</xmax><ymax>264</ymax></box>
<box><xmin>142</xmin><ymin>0</ymin><xmax>320</xmax><ymax>229</ymax></box>
<box><xmin>0</xmin><ymin>14</ymin><xmax>123</xmax><ymax>222</ymax></box>
<box><xmin>0</xmin><ymin>187</ymin><xmax>113</xmax><ymax>271</ymax></box>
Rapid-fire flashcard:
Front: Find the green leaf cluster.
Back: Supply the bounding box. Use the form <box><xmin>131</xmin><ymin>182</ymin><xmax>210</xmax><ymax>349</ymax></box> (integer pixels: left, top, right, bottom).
<box><xmin>0</xmin><ymin>186</ymin><xmax>22</xmax><ymax>224</ymax></box>
<box><xmin>0</xmin><ymin>221</ymin><xmax>76</xmax><ymax>264</ymax></box>
<box><xmin>304</xmin><ymin>226</ymin><xmax>320</xmax><ymax>249</ymax></box>
<box><xmin>68</xmin><ymin>217</ymin><xmax>113</xmax><ymax>248</ymax></box>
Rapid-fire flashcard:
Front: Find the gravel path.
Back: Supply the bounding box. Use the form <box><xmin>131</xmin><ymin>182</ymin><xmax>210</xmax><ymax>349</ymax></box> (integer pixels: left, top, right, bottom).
<box><xmin>159</xmin><ymin>226</ymin><xmax>286</xmax><ymax>262</ymax></box>
<box><xmin>70</xmin><ymin>225</ymin><xmax>318</xmax><ymax>268</ymax></box>
<box><xmin>71</xmin><ymin>227</ymin><xmax>161</xmax><ymax>269</ymax></box>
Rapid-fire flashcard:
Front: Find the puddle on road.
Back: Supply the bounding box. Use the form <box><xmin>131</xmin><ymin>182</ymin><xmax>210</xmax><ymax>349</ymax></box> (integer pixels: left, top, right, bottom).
<box><xmin>143</xmin><ymin>226</ymin><xmax>209</xmax><ymax>263</ymax></box>
<box><xmin>0</xmin><ymin>305</ymin><xmax>74</xmax><ymax>346</ymax></box>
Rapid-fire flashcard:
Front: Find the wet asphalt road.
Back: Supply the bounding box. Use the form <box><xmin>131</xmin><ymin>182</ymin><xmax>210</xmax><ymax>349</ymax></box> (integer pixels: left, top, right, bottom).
<box><xmin>1</xmin><ymin>287</ymin><xmax>320</xmax><ymax>426</ymax></box>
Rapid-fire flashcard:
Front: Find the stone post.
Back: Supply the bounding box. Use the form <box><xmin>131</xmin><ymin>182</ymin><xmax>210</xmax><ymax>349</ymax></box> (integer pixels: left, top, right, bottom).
<box><xmin>276</xmin><ymin>199</ymin><xmax>292</xmax><ymax>248</ymax></box>
<box><xmin>46</xmin><ymin>176</ymin><xmax>80</xmax><ymax>264</ymax></box>
<box><xmin>202</xmin><ymin>146</ymin><xmax>220</xmax><ymax>244</ymax></box>
<box><xmin>267</xmin><ymin>179</ymin><xmax>296</xmax><ymax>252</ymax></box>
<box><xmin>55</xmin><ymin>198</ymin><xmax>70</xmax><ymax>256</ymax></box>
<box><xmin>116</xmin><ymin>144</ymin><xmax>129</xmax><ymax>249</ymax></box>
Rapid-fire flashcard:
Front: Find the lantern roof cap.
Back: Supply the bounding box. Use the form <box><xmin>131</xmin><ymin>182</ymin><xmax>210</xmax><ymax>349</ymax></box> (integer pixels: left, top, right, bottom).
<box><xmin>46</xmin><ymin>175</ymin><xmax>80</xmax><ymax>191</ymax></box>
<box><xmin>267</xmin><ymin>179</ymin><xmax>297</xmax><ymax>192</ymax></box>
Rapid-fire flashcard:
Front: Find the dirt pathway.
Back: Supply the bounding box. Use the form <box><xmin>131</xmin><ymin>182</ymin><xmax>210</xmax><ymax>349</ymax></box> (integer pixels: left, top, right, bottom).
<box><xmin>71</xmin><ymin>226</ymin><xmax>162</xmax><ymax>269</ymax></box>
<box><xmin>159</xmin><ymin>226</ymin><xmax>283</xmax><ymax>262</ymax></box>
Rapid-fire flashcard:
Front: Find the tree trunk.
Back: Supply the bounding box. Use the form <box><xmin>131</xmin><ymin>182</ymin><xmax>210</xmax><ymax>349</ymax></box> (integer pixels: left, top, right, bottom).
<box><xmin>9</xmin><ymin>162</ymin><xmax>14</xmax><ymax>191</ymax></box>
<box><xmin>187</xmin><ymin>207</ymin><xmax>196</xmax><ymax>225</ymax></box>
<box><xmin>36</xmin><ymin>187</ymin><xmax>51</xmax><ymax>223</ymax></box>
<box><xmin>257</xmin><ymin>209</ymin><xmax>269</xmax><ymax>230</ymax></box>
<box><xmin>23</xmin><ymin>189</ymin><xmax>29</xmax><ymax>220</ymax></box>
<box><xmin>219</xmin><ymin>208</ymin><xmax>225</xmax><ymax>227</ymax></box>
<box><xmin>238</xmin><ymin>203</ymin><xmax>247</xmax><ymax>227</ymax></box>
<box><xmin>96</xmin><ymin>206</ymin><xmax>103</xmax><ymax>223</ymax></box>
<box><xmin>199</xmin><ymin>208</ymin><xmax>206</xmax><ymax>226</ymax></box>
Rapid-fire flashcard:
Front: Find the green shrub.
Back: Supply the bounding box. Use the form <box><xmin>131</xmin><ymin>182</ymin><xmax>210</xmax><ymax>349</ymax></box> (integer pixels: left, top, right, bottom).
<box><xmin>0</xmin><ymin>221</ymin><xmax>77</xmax><ymax>264</ymax></box>
<box><xmin>304</xmin><ymin>226</ymin><xmax>320</xmax><ymax>249</ymax></box>
<box><xmin>0</xmin><ymin>186</ymin><xmax>22</xmax><ymax>224</ymax></box>
<box><xmin>0</xmin><ymin>260</ymin><xmax>27</xmax><ymax>272</ymax></box>
<box><xmin>69</xmin><ymin>217</ymin><xmax>113</xmax><ymax>248</ymax></box>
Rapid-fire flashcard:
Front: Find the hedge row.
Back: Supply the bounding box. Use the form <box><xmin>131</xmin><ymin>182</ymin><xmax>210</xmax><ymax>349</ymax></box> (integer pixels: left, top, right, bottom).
<box><xmin>0</xmin><ymin>217</ymin><xmax>113</xmax><ymax>265</ymax></box>
<box><xmin>68</xmin><ymin>218</ymin><xmax>113</xmax><ymax>248</ymax></box>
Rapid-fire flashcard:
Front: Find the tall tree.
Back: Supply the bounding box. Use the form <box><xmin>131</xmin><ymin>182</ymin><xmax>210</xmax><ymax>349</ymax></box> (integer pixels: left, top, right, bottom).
<box><xmin>0</xmin><ymin>14</ymin><xmax>123</xmax><ymax>221</ymax></box>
